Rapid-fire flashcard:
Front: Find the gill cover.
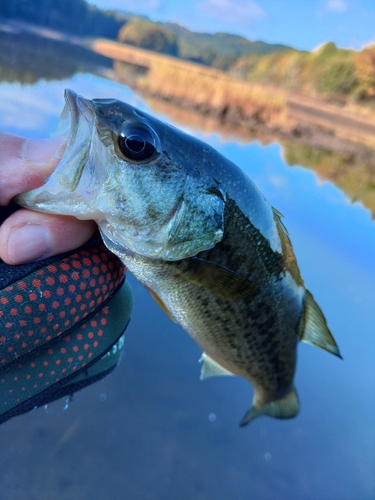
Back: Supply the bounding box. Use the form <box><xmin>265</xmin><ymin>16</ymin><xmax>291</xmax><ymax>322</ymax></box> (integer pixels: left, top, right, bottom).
<box><xmin>17</xmin><ymin>89</ymin><xmax>225</xmax><ymax>261</ymax></box>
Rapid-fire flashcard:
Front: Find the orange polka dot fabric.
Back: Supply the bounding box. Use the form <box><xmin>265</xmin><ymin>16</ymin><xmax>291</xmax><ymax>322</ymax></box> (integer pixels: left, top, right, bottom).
<box><xmin>1</xmin><ymin>304</ymin><xmax>112</xmax><ymax>417</ymax></box>
<box><xmin>0</xmin><ymin>243</ymin><xmax>124</xmax><ymax>368</ymax></box>
<box><xmin>0</xmin><ymin>219</ymin><xmax>132</xmax><ymax>424</ymax></box>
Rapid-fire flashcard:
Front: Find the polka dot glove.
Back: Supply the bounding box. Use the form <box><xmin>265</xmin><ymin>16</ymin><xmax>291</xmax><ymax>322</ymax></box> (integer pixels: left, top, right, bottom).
<box><xmin>0</xmin><ymin>204</ymin><xmax>133</xmax><ymax>424</ymax></box>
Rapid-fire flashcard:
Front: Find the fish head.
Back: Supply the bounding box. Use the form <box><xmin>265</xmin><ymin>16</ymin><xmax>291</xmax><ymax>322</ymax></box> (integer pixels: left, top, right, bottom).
<box><xmin>17</xmin><ymin>89</ymin><xmax>225</xmax><ymax>260</ymax></box>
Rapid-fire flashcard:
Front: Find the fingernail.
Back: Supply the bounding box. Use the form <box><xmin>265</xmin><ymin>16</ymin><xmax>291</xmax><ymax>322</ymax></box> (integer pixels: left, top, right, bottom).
<box><xmin>8</xmin><ymin>225</ymin><xmax>51</xmax><ymax>263</ymax></box>
<box><xmin>22</xmin><ymin>137</ymin><xmax>67</xmax><ymax>164</ymax></box>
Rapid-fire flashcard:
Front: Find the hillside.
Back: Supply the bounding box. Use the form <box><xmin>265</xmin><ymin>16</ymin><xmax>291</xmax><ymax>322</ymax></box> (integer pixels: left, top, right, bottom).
<box><xmin>114</xmin><ymin>16</ymin><xmax>375</xmax><ymax>108</ymax></box>
<box><xmin>0</xmin><ymin>0</ymin><xmax>295</xmax><ymax>70</ymax></box>
<box><xmin>2</xmin><ymin>0</ymin><xmax>375</xmax><ymax>110</ymax></box>
<box><xmin>161</xmin><ymin>22</ymin><xmax>294</xmax><ymax>69</ymax></box>
<box><xmin>231</xmin><ymin>41</ymin><xmax>375</xmax><ymax>107</ymax></box>
<box><xmin>1</xmin><ymin>13</ymin><xmax>375</xmax><ymax>216</ymax></box>
<box><xmin>0</xmin><ymin>0</ymin><xmax>125</xmax><ymax>39</ymax></box>
<box><xmin>117</xmin><ymin>17</ymin><xmax>295</xmax><ymax>69</ymax></box>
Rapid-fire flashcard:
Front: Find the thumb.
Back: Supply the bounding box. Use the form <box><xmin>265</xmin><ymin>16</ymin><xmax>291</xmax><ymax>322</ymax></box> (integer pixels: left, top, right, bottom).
<box><xmin>0</xmin><ymin>133</ymin><xmax>66</xmax><ymax>206</ymax></box>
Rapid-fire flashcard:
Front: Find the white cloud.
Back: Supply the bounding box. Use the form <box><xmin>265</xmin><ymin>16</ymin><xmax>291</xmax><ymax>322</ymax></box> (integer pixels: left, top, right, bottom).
<box><xmin>326</xmin><ymin>0</ymin><xmax>348</xmax><ymax>13</ymax></box>
<box><xmin>0</xmin><ymin>75</ymin><xmax>142</xmax><ymax>138</ymax></box>
<box><xmin>199</xmin><ymin>0</ymin><xmax>265</xmax><ymax>26</ymax></box>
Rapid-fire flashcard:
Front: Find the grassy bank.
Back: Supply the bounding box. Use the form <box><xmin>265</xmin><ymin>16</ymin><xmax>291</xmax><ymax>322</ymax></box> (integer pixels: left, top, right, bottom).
<box><xmin>93</xmin><ymin>39</ymin><xmax>375</xmax><ymax>149</ymax></box>
<box><xmin>114</xmin><ymin>59</ymin><xmax>287</xmax><ymax>128</ymax></box>
<box><xmin>91</xmin><ymin>37</ymin><xmax>289</xmax><ymax>131</ymax></box>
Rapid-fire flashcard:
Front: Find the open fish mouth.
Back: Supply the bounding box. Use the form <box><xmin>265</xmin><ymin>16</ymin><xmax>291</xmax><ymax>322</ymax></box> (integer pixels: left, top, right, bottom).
<box><xmin>16</xmin><ymin>89</ymin><xmax>225</xmax><ymax>261</ymax></box>
<box><xmin>16</xmin><ymin>89</ymin><xmax>96</xmax><ymax>217</ymax></box>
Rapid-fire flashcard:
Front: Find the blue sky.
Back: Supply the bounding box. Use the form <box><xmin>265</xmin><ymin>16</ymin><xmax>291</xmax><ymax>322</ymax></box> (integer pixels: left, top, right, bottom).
<box><xmin>87</xmin><ymin>0</ymin><xmax>375</xmax><ymax>51</ymax></box>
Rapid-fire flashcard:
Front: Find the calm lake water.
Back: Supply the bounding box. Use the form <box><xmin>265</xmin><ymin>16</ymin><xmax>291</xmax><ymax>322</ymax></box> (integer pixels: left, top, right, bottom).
<box><xmin>0</xmin><ymin>28</ymin><xmax>374</xmax><ymax>500</ymax></box>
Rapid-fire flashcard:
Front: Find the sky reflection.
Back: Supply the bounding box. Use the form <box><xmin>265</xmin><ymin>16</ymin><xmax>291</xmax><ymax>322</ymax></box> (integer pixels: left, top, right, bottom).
<box><xmin>1</xmin><ymin>74</ymin><xmax>374</xmax><ymax>499</ymax></box>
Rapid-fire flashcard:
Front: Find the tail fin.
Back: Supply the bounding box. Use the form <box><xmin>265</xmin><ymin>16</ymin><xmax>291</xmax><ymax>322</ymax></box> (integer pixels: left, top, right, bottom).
<box><xmin>239</xmin><ymin>388</ymin><xmax>299</xmax><ymax>427</ymax></box>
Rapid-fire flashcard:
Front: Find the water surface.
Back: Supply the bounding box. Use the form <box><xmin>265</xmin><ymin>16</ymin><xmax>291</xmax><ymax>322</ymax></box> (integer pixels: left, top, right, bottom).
<box><xmin>0</xmin><ymin>33</ymin><xmax>374</xmax><ymax>500</ymax></box>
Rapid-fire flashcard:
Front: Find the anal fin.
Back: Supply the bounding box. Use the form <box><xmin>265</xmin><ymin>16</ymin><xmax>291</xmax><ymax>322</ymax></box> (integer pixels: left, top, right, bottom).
<box><xmin>240</xmin><ymin>388</ymin><xmax>299</xmax><ymax>427</ymax></box>
<box><xmin>199</xmin><ymin>353</ymin><xmax>235</xmax><ymax>380</ymax></box>
<box><xmin>298</xmin><ymin>290</ymin><xmax>342</xmax><ymax>358</ymax></box>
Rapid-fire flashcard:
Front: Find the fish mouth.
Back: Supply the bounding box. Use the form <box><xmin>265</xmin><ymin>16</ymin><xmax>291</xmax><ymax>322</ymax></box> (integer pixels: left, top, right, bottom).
<box><xmin>16</xmin><ymin>89</ymin><xmax>95</xmax><ymax>217</ymax></box>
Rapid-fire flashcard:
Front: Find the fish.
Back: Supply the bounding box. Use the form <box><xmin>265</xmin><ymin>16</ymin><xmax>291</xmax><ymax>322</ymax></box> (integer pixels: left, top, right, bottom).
<box><xmin>16</xmin><ymin>89</ymin><xmax>341</xmax><ymax>426</ymax></box>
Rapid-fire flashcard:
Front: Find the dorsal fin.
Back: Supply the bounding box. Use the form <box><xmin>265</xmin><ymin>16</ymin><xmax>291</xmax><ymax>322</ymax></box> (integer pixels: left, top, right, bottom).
<box><xmin>199</xmin><ymin>353</ymin><xmax>235</xmax><ymax>380</ymax></box>
<box><xmin>240</xmin><ymin>388</ymin><xmax>299</xmax><ymax>426</ymax></box>
<box><xmin>298</xmin><ymin>290</ymin><xmax>342</xmax><ymax>358</ymax></box>
<box><xmin>272</xmin><ymin>206</ymin><xmax>285</xmax><ymax>220</ymax></box>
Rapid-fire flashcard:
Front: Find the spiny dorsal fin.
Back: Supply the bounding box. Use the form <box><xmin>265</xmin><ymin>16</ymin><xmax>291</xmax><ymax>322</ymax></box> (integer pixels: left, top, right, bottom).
<box><xmin>199</xmin><ymin>353</ymin><xmax>235</xmax><ymax>380</ymax></box>
<box><xmin>145</xmin><ymin>286</ymin><xmax>177</xmax><ymax>323</ymax></box>
<box><xmin>272</xmin><ymin>206</ymin><xmax>284</xmax><ymax>220</ymax></box>
<box><xmin>298</xmin><ymin>290</ymin><xmax>342</xmax><ymax>358</ymax></box>
<box><xmin>240</xmin><ymin>388</ymin><xmax>299</xmax><ymax>426</ymax></box>
<box><xmin>185</xmin><ymin>257</ymin><xmax>256</xmax><ymax>301</ymax></box>
<box><xmin>272</xmin><ymin>206</ymin><xmax>289</xmax><ymax>236</ymax></box>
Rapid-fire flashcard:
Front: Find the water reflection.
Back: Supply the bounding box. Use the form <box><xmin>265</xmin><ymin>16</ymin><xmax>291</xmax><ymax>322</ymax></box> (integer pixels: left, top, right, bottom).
<box><xmin>1</xmin><ymin>23</ymin><xmax>374</xmax><ymax>219</ymax></box>
<box><xmin>145</xmin><ymin>97</ymin><xmax>375</xmax><ymax>218</ymax></box>
<box><xmin>0</xmin><ymin>25</ymin><xmax>110</xmax><ymax>84</ymax></box>
<box><xmin>284</xmin><ymin>142</ymin><xmax>375</xmax><ymax>217</ymax></box>
<box><xmin>0</xmin><ymin>29</ymin><xmax>374</xmax><ymax>500</ymax></box>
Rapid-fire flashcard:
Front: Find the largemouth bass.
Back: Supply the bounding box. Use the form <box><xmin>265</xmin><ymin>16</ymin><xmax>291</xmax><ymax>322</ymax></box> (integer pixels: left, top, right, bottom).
<box><xmin>17</xmin><ymin>89</ymin><xmax>341</xmax><ymax>426</ymax></box>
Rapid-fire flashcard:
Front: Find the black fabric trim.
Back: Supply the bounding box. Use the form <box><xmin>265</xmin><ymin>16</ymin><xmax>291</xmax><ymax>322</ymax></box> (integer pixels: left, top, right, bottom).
<box><xmin>0</xmin><ymin>318</ymin><xmax>130</xmax><ymax>425</ymax></box>
<box><xmin>0</xmin><ymin>366</ymin><xmax>117</xmax><ymax>424</ymax></box>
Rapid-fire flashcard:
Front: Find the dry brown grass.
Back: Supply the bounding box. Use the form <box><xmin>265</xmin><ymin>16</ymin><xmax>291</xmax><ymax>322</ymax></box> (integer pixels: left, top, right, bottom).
<box><xmin>93</xmin><ymin>38</ymin><xmax>375</xmax><ymax>146</ymax></box>
<box><xmin>91</xmin><ymin>39</ymin><xmax>375</xmax><ymax>217</ymax></box>
<box><xmin>136</xmin><ymin>61</ymin><xmax>287</xmax><ymax>126</ymax></box>
<box><xmin>93</xmin><ymin>39</ymin><xmax>288</xmax><ymax>127</ymax></box>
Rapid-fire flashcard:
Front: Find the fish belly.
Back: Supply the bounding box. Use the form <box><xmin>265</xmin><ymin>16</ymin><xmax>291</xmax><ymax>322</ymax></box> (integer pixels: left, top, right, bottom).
<box><xmin>123</xmin><ymin>250</ymin><xmax>299</xmax><ymax>407</ymax></box>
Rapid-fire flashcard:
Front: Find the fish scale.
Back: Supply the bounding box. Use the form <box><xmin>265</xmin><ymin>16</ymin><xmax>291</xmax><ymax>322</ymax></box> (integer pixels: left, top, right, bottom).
<box><xmin>119</xmin><ymin>198</ymin><xmax>300</xmax><ymax>409</ymax></box>
<box><xmin>17</xmin><ymin>89</ymin><xmax>341</xmax><ymax>426</ymax></box>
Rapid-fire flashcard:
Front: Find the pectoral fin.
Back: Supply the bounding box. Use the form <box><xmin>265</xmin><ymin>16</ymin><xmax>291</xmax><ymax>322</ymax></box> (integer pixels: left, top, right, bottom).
<box><xmin>199</xmin><ymin>353</ymin><xmax>235</xmax><ymax>380</ymax></box>
<box><xmin>145</xmin><ymin>287</ymin><xmax>177</xmax><ymax>323</ymax></box>
<box><xmin>298</xmin><ymin>290</ymin><xmax>342</xmax><ymax>358</ymax></box>
<box><xmin>240</xmin><ymin>388</ymin><xmax>299</xmax><ymax>427</ymax></box>
<box><xmin>185</xmin><ymin>257</ymin><xmax>256</xmax><ymax>300</ymax></box>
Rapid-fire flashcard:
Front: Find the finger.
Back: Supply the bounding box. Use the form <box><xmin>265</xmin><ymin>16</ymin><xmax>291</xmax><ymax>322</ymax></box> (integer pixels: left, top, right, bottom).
<box><xmin>0</xmin><ymin>208</ymin><xmax>97</xmax><ymax>264</ymax></box>
<box><xmin>0</xmin><ymin>132</ymin><xmax>66</xmax><ymax>206</ymax></box>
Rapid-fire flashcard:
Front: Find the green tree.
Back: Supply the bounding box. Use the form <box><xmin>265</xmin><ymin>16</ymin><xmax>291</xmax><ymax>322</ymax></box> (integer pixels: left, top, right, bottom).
<box><xmin>118</xmin><ymin>19</ymin><xmax>178</xmax><ymax>56</ymax></box>
<box><xmin>354</xmin><ymin>45</ymin><xmax>375</xmax><ymax>101</ymax></box>
<box><xmin>0</xmin><ymin>0</ymin><xmax>123</xmax><ymax>39</ymax></box>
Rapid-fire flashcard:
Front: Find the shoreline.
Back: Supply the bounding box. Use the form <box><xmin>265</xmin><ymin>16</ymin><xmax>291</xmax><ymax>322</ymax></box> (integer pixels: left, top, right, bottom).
<box><xmin>2</xmin><ymin>18</ymin><xmax>375</xmax><ymax>154</ymax></box>
<box><xmin>1</xmin><ymin>19</ymin><xmax>375</xmax><ymax>216</ymax></box>
<box><xmin>90</xmin><ymin>38</ymin><xmax>375</xmax><ymax>155</ymax></box>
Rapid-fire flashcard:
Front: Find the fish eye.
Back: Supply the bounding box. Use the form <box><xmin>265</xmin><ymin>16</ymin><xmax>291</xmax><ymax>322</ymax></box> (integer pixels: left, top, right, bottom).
<box><xmin>118</xmin><ymin>125</ymin><xmax>156</xmax><ymax>162</ymax></box>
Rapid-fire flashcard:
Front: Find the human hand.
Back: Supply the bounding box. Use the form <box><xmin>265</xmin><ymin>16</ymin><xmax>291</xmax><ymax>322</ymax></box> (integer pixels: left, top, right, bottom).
<box><xmin>0</xmin><ymin>132</ymin><xmax>96</xmax><ymax>264</ymax></box>
<box><xmin>0</xmin><ymin>133</ymin><xmax>133</xmax><ymax>426</ymax></box>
